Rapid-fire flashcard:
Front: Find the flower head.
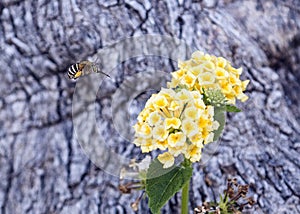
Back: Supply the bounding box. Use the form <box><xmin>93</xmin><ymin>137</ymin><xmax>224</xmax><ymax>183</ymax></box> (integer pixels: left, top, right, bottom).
<box><xmin>168</xmin><ymin>51</ymin><xmax>250</xmax><ymax>104</ymax></box>
<box><xmin>132</xmin><ymin>87</ymin><xmax>219</xmax><ymax>168</ymax></box>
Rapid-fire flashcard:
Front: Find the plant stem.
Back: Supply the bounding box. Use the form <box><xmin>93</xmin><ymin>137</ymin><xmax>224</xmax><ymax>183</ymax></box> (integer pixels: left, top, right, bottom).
<box><xmin>181</xmin><ymin>178</ymin><xmax>190</xmax><ymax>214</ymax></box>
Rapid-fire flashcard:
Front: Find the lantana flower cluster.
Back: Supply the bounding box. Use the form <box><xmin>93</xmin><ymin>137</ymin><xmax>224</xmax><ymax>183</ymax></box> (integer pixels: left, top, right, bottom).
<box><xmin>132</xmin><ymin>51</ymin><xmax>250</xmax><ymax>168</ymax></box>
<box><xmin>168</xmin><ymin>51</ymin><xmax>250</xmax><ymax>104</ymax></box>
<box><xmin>133</xmin><ymin>88</ymin><xmax>219</xmax><ymax>168</ymax></box>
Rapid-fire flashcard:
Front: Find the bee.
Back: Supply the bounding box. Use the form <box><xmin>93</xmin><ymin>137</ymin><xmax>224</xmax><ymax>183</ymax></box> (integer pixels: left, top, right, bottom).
<box><xmin>67</xmin><ymin>61</ymin><xmax>110</xmax><ymax>80</ymax></box>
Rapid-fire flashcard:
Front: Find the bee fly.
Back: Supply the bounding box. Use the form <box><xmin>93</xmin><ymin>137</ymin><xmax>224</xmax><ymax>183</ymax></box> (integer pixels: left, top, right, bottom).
<box><xmin>67</xmin><ymin>61</ymin><xmax>110</xmax><ymax>80</ymax></box>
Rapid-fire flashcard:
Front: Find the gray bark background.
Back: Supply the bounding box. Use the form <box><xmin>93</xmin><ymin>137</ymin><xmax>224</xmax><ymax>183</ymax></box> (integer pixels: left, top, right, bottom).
<box><xmin>1</xmin><ymin>0</ymin><xmax>300</xmax><ymax>213</ymax></box>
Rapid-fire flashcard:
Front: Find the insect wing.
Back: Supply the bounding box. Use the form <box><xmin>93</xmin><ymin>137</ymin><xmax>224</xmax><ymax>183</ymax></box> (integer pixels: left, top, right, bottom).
<box><xmin>82</xmin><ymin>62</ymin><xmax>95</xmax><ymax>75</ymax></box>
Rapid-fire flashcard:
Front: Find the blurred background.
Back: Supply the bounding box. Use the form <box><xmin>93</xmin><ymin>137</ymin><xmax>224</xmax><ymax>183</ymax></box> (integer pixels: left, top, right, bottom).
<box><xmin>0</xmin><ymin>0</ymin><xmax>300</xmax><ymax>213</ymax></box>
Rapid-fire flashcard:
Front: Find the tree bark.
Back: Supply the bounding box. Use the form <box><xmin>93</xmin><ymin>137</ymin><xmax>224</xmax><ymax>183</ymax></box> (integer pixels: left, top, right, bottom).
<box><xmin>0</xmin><ymin>0</ymin><xmax>300</xmax><ymax>213</ymax></box>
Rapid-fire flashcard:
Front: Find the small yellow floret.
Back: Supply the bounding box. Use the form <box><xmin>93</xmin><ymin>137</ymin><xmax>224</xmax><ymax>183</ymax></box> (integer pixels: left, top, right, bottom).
<box><xmin>198</xmin><ymin>72</ymin><xmax>215</xmax><ymax>85</ymax></box>
<box><xmin>182</xmin><ymin>73</ymin><xmax>196</xmax><ymax>87</ymax></box>
<box><xmin>194</xmin><ymin>99</ymin><xmax>206</xmax><ymax>109</ymax></box>
<box><xmin>133</xmin><ymin>137</ymin><xmax>143</xmax><ymax>146</ymax></box>
<box><xmin>156</xmin><ymin>140</ymin><xmax>168</xmax><ymax>150</ymax></box>
<box><xmin>191</xmin><ymin>51</ymin><xmax>205</xmax><ymax>63</ymax></box>
<box><xmin>190</xmin><ymin>65</ymin><xmax>203</xmax><ymax>76</ymax></box>
<box><xmin>167</xmin><ymin>132</ymin><xmax>186</xmax><ymax>147</ymax></box>
<box><xmin>182</xmin><ymin>119</ymin><xmax>198</xmax><ymax>137</ymax></box>
<box><xmin>204</xmin><ymin>132</ymin><xmax>214</xmax><ymax>144</ymax></box>
<box><xmin>185</xmin><ymin>144</ymin><xmax>202</xmax><ymax>162</ymax></box>
<box><xmin>171</xmin><ymin>69</ymin><xmax>185</xmax><ymax>79</ymax></box>
<box><xmin>198</xmin><ymin>117</ymin><xmax>210</xmax><ymax>129</ymax></box>
<box><xmin>136</xmin><ymin>123</ymin><xmax>152</xmax><ymax>138</ymax></box>
<box><xmin>153</xmin><ymin>125</ymin><xmax>168</xmax><ymax>141</ymax></box>
<box><xmin>191</xmin><ymin>91</ymin><xmax>202</xmax><ymax>99</ymax></box>
<box><xmin>169</xmin><ymin>101</ymin><xmax>181</xmax><ymax>111</ymax></box>
<box><xmin>215</xmin><ymin>67</ymin><xmax>229</xmax><ymax>79</ymax></box>
<box><xmin>202</xmin><ymin>61</ymin><xmax>215</xmax><ymax>72</ymax></box>
<box><xmin>190</xmin><ymin>133</ymin><xmax>204</xmax><ymax>147</ymax></box>
<box><xmin>219</xmin><ymin>80</ymin><xmax>232</xmax><ymax>94</ymax></box>
<box><xmin>165</xmin><ymin>117</ymin><xmax>181</xmax><ymax>129</ymax></box>
<box><xmin>169</xmin><ymin>144</ymin><xmax>187</xmax><ymax>157</ymax></box>
<box><xmin>184</xmin><ymin>106</ymin><xmax>199</xmax><ymax>120</ymax></box>
<box><xmin>237</xmin><ymin>93</ymin><xmax>249</xmax><ymax>102</ymax></box>
<box><xmin>158</xmin><ymin>152</ymin><xmax>175</xmax><ymax>168</ymax></box>
<box><xmin>141</xmin><ymin>138</ymin><xmax>154</xmax><ymax>153</ymax></box>
<box><xmin>148</xmin><ymin>112</ymin><xmax>161</xmax><ymax>126</ymax></box>
<box><xmin>217</xmin><ymin>57</ymin><xmax>227</xmax><ymax>68</ymax></box>
<box><xmin>177</xmin><ymin>89</ymin><xmax>193</xmax><ymax>102</ymax></box>
<box><xmin>153</xmin><ymin>95</ymin><xmax>168</xmax><ymax>108</ymax></box>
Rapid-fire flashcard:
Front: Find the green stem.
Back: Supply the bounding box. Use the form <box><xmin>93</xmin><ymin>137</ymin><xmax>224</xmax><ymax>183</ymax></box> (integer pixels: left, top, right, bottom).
<box><xmin>181</xmin><ymin>178</ymin><xmax>190</xmax><ymax>214</ymax></box>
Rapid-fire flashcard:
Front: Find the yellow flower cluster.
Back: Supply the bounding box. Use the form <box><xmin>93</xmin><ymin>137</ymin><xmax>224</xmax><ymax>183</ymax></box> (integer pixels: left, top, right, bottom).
<box><xmin>168</xmin><ymin>51</ymin><xmax>250</xmax><ymax>104</ymax></box>
<box><xmin>133</xmin><ymin>88</ymin><xmax>219</xmax><ymax>168</ymax></box>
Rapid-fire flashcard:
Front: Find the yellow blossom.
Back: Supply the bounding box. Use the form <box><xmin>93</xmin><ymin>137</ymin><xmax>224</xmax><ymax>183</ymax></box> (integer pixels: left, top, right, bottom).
<box><xmin>202</xmin><ymin>61</ymin><xmax>215</xmax><ymax>72</ymax></box>
<box><xmin>171</xmin><ymin>69</ymin><xmax>185</xmax><ymax>79</ymax></box>
<box><xmin>148</xmin><ymin>112</ymin><xmax>161</xmax><ymax>126</ymax></box>
<box><xmin>141</xmin><ymin>138</ymin><xmax>154</xmax><ymax>153</ymax></box>
<box><xmin>229</xmin><ymin>67</ymin><xmax>243</xmax><ymax>75</ymax></box>
<box><xmin>153</xmin><ymin>95</ymin><xmax>168</xmax><ymax>109</ymax></box>
<box><xmin>155</xmin><ymin>140</ymin><xmax>168</xmax><ymax>150</ymax></box>
<box><xmin>167</xmin><ymin>77</ymin><xmax>181</xmax><ymax>88</ymax></box>
<box><xmin>191</xmin><ymin>91</ymin><xmax>202</xmax><ymax>99</ymax></box>
<box><xmin>169</xmin><ymin>100</ymin><xmax>181</xmax><ymax>111</ymax></box>
<box><xmin>219</xmin><ymin>80</ymin><xmax>232</xmax><ymax>94</ymax></box>
<box><xmin>137</xmin><ymin>109</ymin><xmax>150</xmax><ymax>123</ymax></box>
<box><xmin>169</xmin><ymin>144</ymin><xmax>187</xmax><ymax>157</ymax></box>
<box><xmin>160</xmin><ymin>88</ymin><xmax>177</xmax><ymax>100</ymax></box>
<box><xmin>184</xmin><ymin>106</ymin><xmax>200</xmax><ymax>120</ymax></box>
<box><xmin>216</xmin><ymin>57</ymin><xmax>227</xmax><ymax>68</ymax></box>
<box><xmin>137</xmin><ymin>123</ymin><xmax>152</xmax><ymax>138</ymax></box>
<box><xmin>165</xmin><ymin>117</ymin><xmax>181</xmax><ymax>129</ymax></box>
<box><xmin>133</xmin><ymin>138</ymin><xmax>143</xmax><ymax>146</ymax></box>
<box><xmin>237</xmin><ymin>93</ymin><xmax>249</xmax><ymax>102</ymax></box>
<box><xmin>153</xmin><ymin>125</ymin><xmax>168</xmax><ymax>141</ymax></box>
<box><xmin>212</xmin><ymin>121</ymin><xmax>220</xmax><ymax>130</ymax></box>
<box><xmin>182</xmin><ymin>119</ymin><xmax>198</xmax><ymax>138</ymax></box>
<box><xmin>191</xmin><ymin>51</ymin><xmax>205</xmax><ymax>62</ymax></box>
<box><xmin>178</xmin><ymin>60</ymin><xmax>190</xmax><ymax>69</ymax></box>
<box><xmin>185</xmin><ymin>144</ymin><xmax>202</xmax><ymax>162</ymax></box>
<box><xmin>190</xmin><ymin>65</ymin><xmax>203</xmax><ymax>76</ymax></box>
<box><xmin>215</xmin><ymin>67</ymin><xmax>229</xmax><ymax>79</ymax></box>
<box><xmin>204</xmin><ymin>132</ymin><xmax>214</xmax><ymax>144</ymax></box>
<box><xmin>206</xmin><ymin>106</ymin><xmax>214</xmax><ymax>117</ymax></box>
<box><xmin>194</xmin><ymin>99</ymin><xmax>206</xmax><ymax>109</ymax></box>
<box><xmin>158</xmin><ymin>152</ymin><xmax>175</xmax><ymax>168</ymax></box>
<box><xmin>132</xmin><ymin>51</ymin><xmax>250</xmax><ymax>168</ymax></box>
<box><xmin>198</xmin><ymin>72</ymin><xmax>215</xmax><ymax>86</ymax></box>
<box><xmin>167</xmin><ymin>132</ymin><xmax>186</xmax><ymax>147</ymax></box>
<box><xmin>189</xmin><ymin>133</ymin><xmax>204</xmax><ymax>147</ymax></box>
<box><xmin>198</xmin><ymin>117</ymin><xmax>210</xmax><ymax>129</ymax></box>
<box><xmin>177</xmin><ymin>89</ymin><xmax>193</xmax><ymax>102</ymax></box>
<box><xmin>182</xmin><ymin>72</ymin><xmax>196</xmax><ymax>88</ymax></box>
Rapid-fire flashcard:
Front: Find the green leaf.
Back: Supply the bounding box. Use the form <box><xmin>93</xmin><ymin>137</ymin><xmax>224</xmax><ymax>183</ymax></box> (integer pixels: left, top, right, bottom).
<box><xmin>225</xmin><ymin>105</ymin><xmax>242</xmax><ymax>112</ymax></box>
<box><xmin>146</xmin><ymin>159</ymin><xmax>193</xmax><ymax>214</ymax></box>
<box><xmin>213</xmin><ymin>107</ymin><xmax>226</xmax><ymax>141</ymax></box>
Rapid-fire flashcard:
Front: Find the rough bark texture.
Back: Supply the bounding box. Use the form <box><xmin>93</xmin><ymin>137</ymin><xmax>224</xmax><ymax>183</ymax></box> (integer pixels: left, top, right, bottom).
<box><xmin>1</xmin><ymin>0</ymin><xmax>300</xmax><ymax>213</ymax></box>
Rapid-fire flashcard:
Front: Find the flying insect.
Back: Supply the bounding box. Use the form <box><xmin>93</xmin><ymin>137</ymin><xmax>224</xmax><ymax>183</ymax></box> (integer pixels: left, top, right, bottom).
<box><xmin>68</xmin><ymin>61</ymin><xmax>110</xmax><ymax>80</ymax></box>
